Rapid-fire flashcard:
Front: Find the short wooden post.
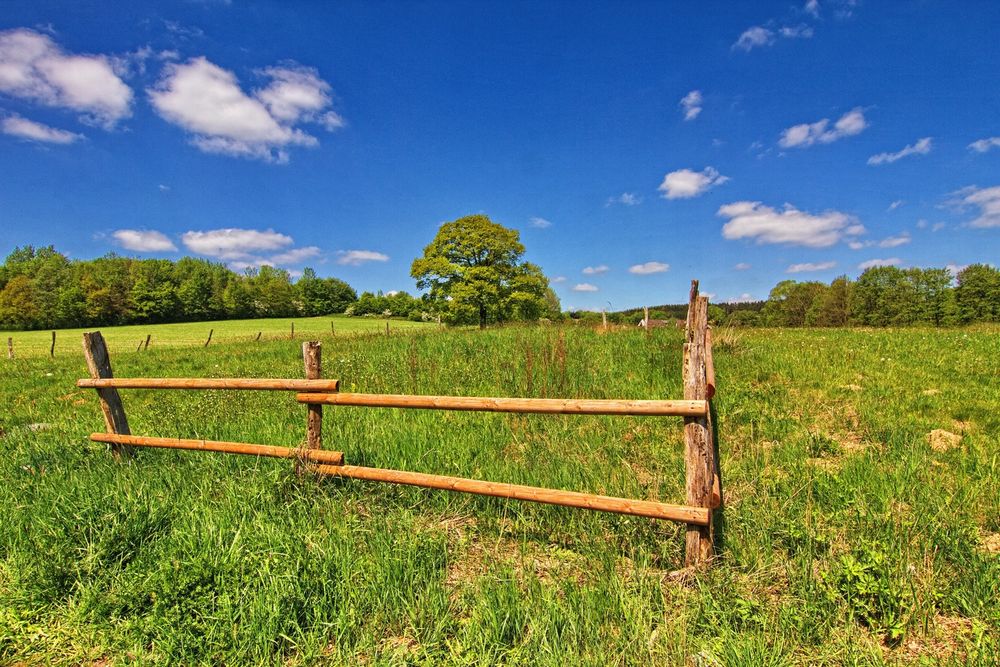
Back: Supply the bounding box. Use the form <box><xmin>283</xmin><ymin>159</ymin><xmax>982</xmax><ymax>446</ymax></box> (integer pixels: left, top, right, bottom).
<box><xmin>136</xmin><ymin>339</ymin><xmax>144</xmax><ymax>352</ymax></box>
<box><xmin>290</xmin><ymin>322</ymin><xmax>295</xmax><ymax>340</ymax></box>
<box><xmin>385</xmin><ymin>320</ymin><xmax>390</xmax><ymax>336</ymax></box>
<box><xmin>82</xmin><ymin>332</ymin><xmax>133</xmax><ymax>458</ymax></box>
<box><xmin>50</xmin><ymin>331</ymin><xmax>56</xmax><ymax>357</ymax></box>
<box><xmin>204</xmin><ymin>329</ymin><xmax>213</xmax><ymax>347</ymax></box>
<box><xmin>7</xmin><ymin>336</ymin><xmax>14</xmax><ymax>359</ymax></box>
<box><xmin>643</xmin><ymin>306</ymin><xmax>650</xmax><ymax>336</ymax></box>
<box><xmin>144</xmin><ymin>334</ymin><xmax>151</xmax><ymax>350</ymax></box>
<box><xmin>683</xmin><ymin>282</ymin><xmax>713</xmax><ymax>566</ymax></box>
<box><xmin>330</xmin><ymin>321</ymin><xmax>335</xmax><ymax>336</ymax></box>
<box><xmin>255</xmin><ymin>331</ymin><xmax>262</xmax><ymax>341</ymax></box>
<box><xmin>301</xmin><ymin>341</ymin><xmax>323</xmax><ymax>474</ymax></box>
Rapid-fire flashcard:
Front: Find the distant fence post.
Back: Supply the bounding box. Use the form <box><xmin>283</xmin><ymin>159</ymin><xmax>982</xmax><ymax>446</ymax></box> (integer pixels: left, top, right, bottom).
<box><xmin>255</xmin><ymin>331</ymin><xmax>262</xmax><ymax>341</ymax></box>
<box><xmin>50</xmin><ymin>331</ymin><xmax>56</xmax><ymax>358</ymax></box>
<box><xmin>82</xmin><ymin>332</ymin><xmax>133</xmax><ymax>459</ymax></box>
<box><xmin>204</xmin><ymin>329</ymin><xmax>213</xmax><ymax>347</ymax></box>
<box><xmin>683</xmin><ymin>281</ymin><xmax>714</xmax><ymax>566</ymax></box>
<box><xmin>136</xmin><ymin>339</ymin><xmax>144</xmax><ymax>352</ymax></box>
<box><xmin>290</xmin><ymin>322</ymin><xmax>295</xmax><ymax>340</ymax></box>
<box><xmin>7</xmin><ymin>336</ymin><xmax>13</xmax><ymax>359</ymax></box>
<box><xmin>301</xmin><ymin>341</ymin><xmax>323</xmax><ymax>474</ymax></box>
<box><xmin>144</xmin><ymin>334</ymin><xmax>151</xmax><ymax>351</ymax></box>
<box><xmin>643</xmin><ymin>306</ymin><xmax>650</xmax><ymax>336</ymax></box>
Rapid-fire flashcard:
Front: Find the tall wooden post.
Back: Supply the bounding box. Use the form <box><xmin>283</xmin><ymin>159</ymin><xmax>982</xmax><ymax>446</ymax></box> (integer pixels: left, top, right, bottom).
<box><xmin>683</xmin><ymin>282</ymin><xmax>714</xmax><ymax>566</ymax></box>
<box><xmin>50</xmin><ymin>331</ymin><xmax>56</xmax><ymax>357</ymax></box>
<box><xmin>301</xmin><ymin>341</ymin><xmax>323</xmax><ymax>474</ymax></box>
<box><xmin>643</xmin><ymin>306</ymin><xmax>650</xmax><ymax>336</ymax></box>
<box><xmin>290</xmin><ymin>322</ymin><xmax>295</xmax><ymax>340</ymax></box>
<box><xmin>601</xmin><ymin>309</ymin><xmax>607</xmax><ymax>330</ymax></box>
<box><xmin>7</xmin><ymin>337</ymin><xmax>13</xmax><ymax>359</ymax></box>
<box><xmin>82</xmin><ymin>332</ymin><xmax>133</xmax><ymax>458</ymax></box>
<box><xmin>204</xmin><ymin>329</ymin><xmax>213</xmax><ymax>347</ymax></box>
<box><xmin>144</xmin><ymin>334</ymin><xmax>151</xmax><ymax>350</ymax></box>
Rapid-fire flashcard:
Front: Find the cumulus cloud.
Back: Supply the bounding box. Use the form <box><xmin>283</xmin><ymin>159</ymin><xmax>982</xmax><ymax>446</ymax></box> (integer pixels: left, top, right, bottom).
<box><xmin>680</xmin><ymin>90</ymin><xmax>702</xmax><ymax>121</ymax></box>
<box><xmin>718</xmin><ymin>201</ymin><xmax>864</xmax><ymax>247</ymax></box>
<box><xmin>779</xmin><ymin>108</ymin><xmax>868</xmax><ymax>148</ymax></box>
<box><xmin>658</xmin><ymin>167</ymin><xmax>728</xmax><ymax>199</ymax></box>
<box><xmin>336</xmin><ymin>250</ymin><xmax>389</xmax><ymax>266</ymax></box>
<box><xmin>0</xmin><ymin>28</ymin><xmax>132</xmax><ymax>128</ymax></box>
<box><xmin>572</xmin><ymin>283</ymin><xmax>598</xmax><ymax>292</ymax></box>
<box><xmin>529</xmin><ymin>216</ymin><xmax>552</xmax><ymax>228</ymax></box>
<box><xmin>867</xmin><ymin>137</ymin><xmax>932</xmax><ymax>166</ymax></box>
<box><xmin>950</xmin><ymin>185</ymin><xmax>1000</xmax><ymax>228</ymax></box>
<box><xmin>605</xmin><ymin>192</ymin><xmax>641</xmax><ymax>207</ymax></box>
<box><xmin>733</xmin><ymin>26</ymin><xmax>775</xmax><ymax>51</ymax></box>
<box><xmin>551</xmin><ymin>276</ymin><xmax>567</xmax><ymax>283</ymax></box>
<box><xmin>780</xmin><ymin>24</ymin><xmax>814</xmax><ymax>38</ymax></box>
<box><xmin>858</xmin><ymin>258</ymin><xmax>902</xmax><ymax>270</ymax></box>
<box><xmin>968</xmin><ymin>137</ymin><xmax>1000</xmax><ymax>153</ymax></box>
<box><xmin>582</xmin><ymin>265</ymin><xmax>609</xmax><ymax>275</ymax></box>
<box><xmin>112</xmin><ymin>229</ymin><xmax>178</xmax><ymax>252</ymax></box>
<box><xmin>181</xmin><ymin>228</ymin><xmax>293</xmax><ymax>259</ymax></box>
<box><xmin>268</xmin><ymin>246</ymin><xmax>321</xmax><ymax>264</ymax></box>
<box><xmin>734</xmin><ymin>262</ymin><xmax>752</xmax><ymax>270</ymax></box>
<box><xmin>628</xmin><ymin>261</ymin><xmax>670</xmax><ymax>275</ymax></box>
<box><xmin>148</xmin><ymin>57</ymin><xmax>342</xmax><ymax>163</ymax></box>
<box><xmin>1</xmin><ymin>113</ymin><xmax>82</xmax><ymax>143</ymax></box>
<box><xmin>787</xmin><ymin>260</ymin><xmax>836</xmax><ymax>273</ymax></box>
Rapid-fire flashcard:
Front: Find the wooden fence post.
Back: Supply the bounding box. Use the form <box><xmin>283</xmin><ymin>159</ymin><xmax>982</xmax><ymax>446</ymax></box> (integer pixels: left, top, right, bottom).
<box><xmin>643</xmin><ymin>306</ymin><xmax>650</xmax><ymax>336</ymax></box>
<box><xmin>290</xmin><ymin>322</ymin><xmax>295</xmax><ymax>340</ymax></box>
<box><xmin>7</xmin><ymin>337</ymin><xmax>13</xmax><ymax>359</ymax></box>
<box><xmin>136</xmin><ymin>340</ymin><xmax>144</xmax><ymax>352</ymax></box>
<box><xmin>50</xmin><ymin>331</ymin><xmax>56</xmax><ymax>357</ymax></box>
<box><xmin>683</xmin><ymin>282</ymin><xmax>714</xmax><ymax>566</ymax></box>
<box><xmin>82</xmin><ymin>332</ymin><xmax>133</xmax><ymax>458</ymax></box>
<box><xmin>204</xmin><ymin>329</ymin><xmax>213</xmax><ymax>347</ymax></box>
<box><xmin>144</xmin><ymin>334</ymin><xmax>151</xmax><ymax>350</ymax></box>
<box><xmin>255</xmin><ymin>331</ymin><xmax>262</xmax><ymax>341</ymax></box>
<box><xmin>300</xmin><ymin>341</ymin><xmax>323</xmax><ymax>474</ymax></box>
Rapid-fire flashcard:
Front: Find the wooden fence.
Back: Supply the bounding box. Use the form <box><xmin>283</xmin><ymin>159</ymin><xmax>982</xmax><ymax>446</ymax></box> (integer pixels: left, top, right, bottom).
<box><xmin>78</xmin><ymin>281</ymin><xmax>721</xmax><ymax>566</ymax></box>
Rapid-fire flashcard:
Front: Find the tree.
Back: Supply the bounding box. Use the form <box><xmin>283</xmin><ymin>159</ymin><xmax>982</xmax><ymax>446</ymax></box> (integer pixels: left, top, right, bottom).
<box><xmin>955</xmin><ymin>264</ymin><xmax>1000</xmax><ymax>323</ymax></box>
<box><xmin>410</xmin><ymin>215</ymin><xmax>550</xmax><ymax>328</ymax></box>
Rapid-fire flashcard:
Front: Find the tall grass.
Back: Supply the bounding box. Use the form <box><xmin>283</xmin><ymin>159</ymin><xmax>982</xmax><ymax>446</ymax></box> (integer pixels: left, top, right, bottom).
<box><xmin>0</xmin><ymin>325</ymin><xmax>997</xmax><ymax>664</ymax></box>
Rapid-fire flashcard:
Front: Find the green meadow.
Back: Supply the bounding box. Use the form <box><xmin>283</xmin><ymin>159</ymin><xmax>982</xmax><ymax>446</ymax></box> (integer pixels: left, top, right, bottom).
<box><xmin>1</xmin><ymin>324</ymin><xmax>997</xmax><ymax>665</ymax></box>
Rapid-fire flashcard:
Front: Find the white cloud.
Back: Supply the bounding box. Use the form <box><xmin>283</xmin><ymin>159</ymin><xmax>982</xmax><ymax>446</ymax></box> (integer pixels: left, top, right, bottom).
<box><xmin>572</xmin><ymin>283</ymin><xmax>598</xmax><ymax>292</ymax></box>
<box><xmin>628</xmin><ymin>261</ymin><xmax>670</xmax><ymax>275</ymax></box>
<box><xmin>718</xmin><ymin>200</ymin><xmax>864</xmax><ymax>247</ymax></box>
<box><xmin>888</xmin><ymin>200</ymin><xmax>904</xmax><ymax>211</ymax></box>
<box><xmin>112</xmin><ymin>229</ymin><xmax>178</xmax><ymax>252</ymax></box>
<box><xmin>780</xmin><ymin>24</ymin><xmax>814</xmax><ymax>38</ymax></box>
<box><xmin>680</xmin><ymin>90</ymin><xmax>702</xmax><ymax>121</ymax></box>
<box><xmin>1</xmin><ymin>113</ymin><xmax>81</xmax><ymax>143</ymax></box>
<box><xmin>878</xmin><ymin>232</ymin><xmax>911</xmax><ymax>248</ymax></box>
<box><xmin>932</xmin><ymin>222</ymin><xmax>946</xmax><ymax>232</ymax></box>
<box><xmin>968</xmin><ymin>137</ymin><xmax>1000</xmax><ymax>153</ymax></box>
<box><xmin>336</xmin><ymin>249</ymin><xmax>389</xmax><ymax>266</ymax></box>
<box><xmin>148</xmin><ymin>57</ymin><xmax>341</xmax><ymax>163</ymax></box>
<box><xmin>787</xmin><ymin>260</ymin><xmax>836</xmax><ymax>273</ymax></box>
<box><xmin>0</xmin><ymin>28</ymin><xmax>133</xmax><ymax>128</ymax></box>
<box><xmin>529</xmin><ymin>216</ymin><xmax>552</xmax><ymax>228</ymax></box>
<box><xmin>847</xmin><ymin>240</ymin><xmax>869</xmax><ymax>250</ymax></box>
<box><xmin>582</xmin><ymin>264</ymin><xmax>609</xmax><ymax>275</ymax></box>
<box><xmin>727</xmin><ymin>293</ymin><xmax>755</xmax><ymax>304</ymax></box>
<box><xmin>858</xmin><ymin>257</ymin><xmax>902</xmax><ymax>270</ymax></box>
<box><xmin>804</xmin><ymin>0</ymin><xmax>820</xmax><ymax>18</ymax></box>
<box><xmin>268</xmin><ymin>246</ymin><xmax>321</xmax><ymax>265</ymax></box>
<box><xmin>734</xmin><ymin>262</ymin><xmax>752</xmax><ymax>270</ymax></box>
<box><xmin>945</xmin><ymin>263</ymin><xmax>968</xmax><ymax>277</ymax></box>
<box><xmin>952</xmin><ymin>185</ymin><xmax>1000</xmax><ymax>228</ymax></box>
<box><xmin>733</xmin><ymin>26</ymin><xmax>774</xmax><ymax>51</ymax></box>
<box><xmin>867</xmin><ymin>137</ymin><xmax>932</xmax><ymax>166</ymax></box>
<box><xmin>606</xmin><ymin>192</ymin><xmax>641</xmax><ymax>207</ymax></box>
<box><xmin>779</xmin><ymin>108</ymin><xmax>868</xmax><ymax>148</ymax></box>
<box><xmin>158</xmin><ymin>184</ymin><xmax>170</xmax><ymax>192</ymax></box>
<box><xmin>551</xmin><ymin>276</ymin><xmax>567</xmax><ymax>283</ymax></box>
<box><xmin>182</xmin><ymin>228</ymin><xmax>293</xmax><ymax>260</ymax></box>
<box><xmin>658</xmin><ymin>167</ymin><xmax>729</xmax><ymax>199</ymax></box>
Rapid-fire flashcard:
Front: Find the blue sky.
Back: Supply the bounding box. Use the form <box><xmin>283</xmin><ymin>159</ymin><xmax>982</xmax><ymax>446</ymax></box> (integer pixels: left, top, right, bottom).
<box><xmin>1</xmin><ymin>1</ymin><xmax>998</xmax><ymax>310</ymax></box>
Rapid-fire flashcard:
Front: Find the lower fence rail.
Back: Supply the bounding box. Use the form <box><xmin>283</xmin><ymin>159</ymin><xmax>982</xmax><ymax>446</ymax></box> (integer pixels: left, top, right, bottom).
<box><xmin>90</xmin><ymin>433</ymin><xmax>345</xmax><ymax>465</ymax></box>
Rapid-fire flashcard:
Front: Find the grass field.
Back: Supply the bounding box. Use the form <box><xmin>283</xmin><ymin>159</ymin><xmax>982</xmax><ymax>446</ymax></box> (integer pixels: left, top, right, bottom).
<box><xmin>0</xmin><ymin>314</ymin><xmax>434</xmax><ymax>358</ymax></box>
<box><xmin>1</xmin><ymin>324</ymin><xmax>997</xmax><ymax>665</ymax></box>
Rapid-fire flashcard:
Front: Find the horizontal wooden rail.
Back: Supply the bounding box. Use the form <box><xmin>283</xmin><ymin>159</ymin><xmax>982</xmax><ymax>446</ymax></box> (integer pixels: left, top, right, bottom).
<box><xmin>77</xmin><ymin>378</ymin><xmax>340</xmax><ymax>392</ymax></box>
<box><xmin>314</xmin><ymin>464</ymin><xmax>709</xmax><ymax>524</ymax></box>
<box><xmin>90</xmin><ymin>433</ymin><xmax>344</xmax><ymax>464</ymax></box>
<box><xmin>296</xmin><ymin>392</ymin><xmax>707</xmax><ymax>417</ymax></box>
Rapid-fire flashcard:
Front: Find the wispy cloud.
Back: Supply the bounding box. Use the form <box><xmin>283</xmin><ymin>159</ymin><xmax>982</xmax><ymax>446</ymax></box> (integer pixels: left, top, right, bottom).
<box><xmin>182</xmin><ymin>228</ymin><xmax>293</xmax><ymax>260</ymax></box>
<box><xmin>336</xmin><ymin>249</ymin><xmax>389</xmax><ymax>265</ymax></box>
<box><xmin>733</xmin><ymin>26</ymin><xmax>775</xmax><ymax>51</ymax></box>
<box><xmin>658</xmin><ymin>167</ymin><xmax>728</xmax><ymax>199</ymax></box>
<box><xmin>0</xmin><ymin>28</ymin><xmax>133</xmax><ymax>128</ymax></box>
<box><xmin>529</xmin><ymin>216</ymin><xmax>552</xmax><ymax>229</ymax></box>
<box><xmin>878</xmin><ymin>232</ymin><xmax>911</xmax><ymax>248</ymax></box>
<box><xmin>628</xmin><ymin>261</ymin><xmax>669</xmax><ymax>275</ymax></box>
<box><xmin>949</xmin><ymin>185</ymin><xmax>1000</xmax><ymax>228</ymax></box>
<box><xmin>582</xmin><ymin>265</ymin><xmax>609</xmax><ymax>275</ymax></box>
<box><xmin>968</xmin><ymin>137</ymin><xmax>1000</xmax><ymax>154</ymax></box>
<box><xmin>867</xmin><ymin>137</ymin><xmax>932</xmax><ymax>166</ymax></box>
<box><xmin>779</xmin><ymin>108</ymin><xmax>868</xmax><ymax>148</ymax></box>
<box><xmin>858</xmin><ymin>257</ymin><xmax>902</xmax><ymax>270</ymax></box>
<box><xmin>888</xmin><ymin>200</ymin><xmax>904</xmax><ymax>211</ymax></box>
<box><xmin>734</xmin><ymin>262</ymin><xmax>752</xmax><ymax>270</ymax></box>
<box><xmin>572</xmin><ymin>283</ymin><xmax>598</xmax><ymax>292</ymax></box>
<box><xmin>605</xmin><ymin>192</ymin><xmax>641</xmax><ymax>207</ymax></box>
<box><xmin>718</xmin><ymin>200</ymin><xmax>864</xmax><ymax>247</ymax></box>
<box><xmin>148</xmin><ymin>57</ymin><xmax>342</xmax><ymax>163</ymax></box>
<box><xmin>551</xmin><ymin>276</ymin><xmax>567</xmax><ymax>283</ymax></box>
<box><xmin>1</xmin><ymin>113</ymin><xmax>82</xmax><ymax>143</ymax></box>
<box><xmin>787</xmin><ymin>260</ymin><xmax>836</xmax><ymax>273</ymax></box>
<box><xmin>112</xmin><ymin>229</ymin><xmax>178</xmax><ymax>252</ymax></box>
<box><xmin>679</xmin><ymin>90</ymin><xmax>702</xmax><ymax>121</ymax></box>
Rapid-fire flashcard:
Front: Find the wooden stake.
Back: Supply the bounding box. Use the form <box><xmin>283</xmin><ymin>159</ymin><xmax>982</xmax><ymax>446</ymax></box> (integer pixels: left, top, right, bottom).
<box><xmin>204</xmin><ymin>329</ymin><xmax>213</xmax><ymax>347</ymax></box>
<box><xmin>683</xmin><ymin>289</ymin><xmax>713</xmax><ymax>566</ymax></box>
<box><xmin>255</xmin><ymin>331</ymin><xmax>262</xmax><ymax>341</ymax></box>
<box><xmin>385</xmin><ymin>320</ymin><xmax>390</xmax><ymax>336</ymax></box>
<box><xmin>330</xmin><ymin>321</ymin><xmax>335</xmax><ymax>336</ymax></box>
<box><xmin>7</xmin><ymin>336</ymin><xmax>13</xmax><ymax>359</ymax></box>
<box><xmin>315</xmin><ymin>464</ymin><xmax>709</xmax><ymax>525</ymax></box>
<box><xmin>90</xmin><ymin>433</ymin><xmax>343</xmax><ymax>465</ymax></box>
<box><xmin>303</xmin><ymin>342</ymin><xmax>322</xmax><ymax>449</ymax></box>
<box><xmin>144</xmin><ymin>334</ymin><xmax>151</xmax><ymax>350</ymax></box>
<box><xmin>290</xmin><ymin>322</ymin><xmax>295</xmax><ymax>340</ymax></box>
<box><xmin>136</xmin><ymin>340</ymin><xmax>144</xmax><ymax>352</ymax></box>
<box><xmin>82</xmin><ymin>332</ymin><xmax>132</xmax><ymax>458</ymax></box>
<box><xmin>50</xmin><ymin>331</ymin><xmax>56</xmax><ymax>358</ymax></box>
<box><xmin>602</xmin><ymin>309</ymin><xmax>607</xmax><ymax>330</ymax></box>
<box><xmin>644</xmin><ymin>306</ymin><xmax>650</xmax><ymax>336</ymax></box>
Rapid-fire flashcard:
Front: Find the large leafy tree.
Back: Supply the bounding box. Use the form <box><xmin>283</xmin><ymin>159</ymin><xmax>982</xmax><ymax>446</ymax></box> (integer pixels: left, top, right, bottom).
<box><xmin>410</xmin><ymin>214</ymin><xmax>551</xmax><ymax>328</ymax></box>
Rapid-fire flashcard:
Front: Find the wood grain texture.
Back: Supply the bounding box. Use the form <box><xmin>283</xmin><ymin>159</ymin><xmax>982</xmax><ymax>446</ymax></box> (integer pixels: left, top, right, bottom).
<box><xmin>89</xmin><ymin>433</ymin><xmax>343</xmax><ymax>464</ymax></box>
<box><xmin>77</xmin><ymin>377</ymin><xmax>341</xmax><ymax>392</ymax></box>
<box><xmin>683</xmin><ymin>291</ymin><xmax>714</xmax><ymax>566</ymax></box>
<box><xmin>315</xmin><ymin>464</ymin><xmax>709</xmax><ymax>524</ymax></box>
<box><xmin>82</xmin><ymin>331</ymin><xmax>133</xmax><ymax>458</ymax></box>
<box><xmin>302</xmin><ymin>341</ymin><xmax>323</xmax><ymax>450</ymax></box>
<box><xmin>296</xmin><ymin>392</ymin><xmax>707</xmax><ymax>417</ymax></box>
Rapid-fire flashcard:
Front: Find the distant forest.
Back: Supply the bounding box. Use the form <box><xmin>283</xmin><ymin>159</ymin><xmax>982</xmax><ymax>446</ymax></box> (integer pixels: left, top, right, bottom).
<box><xmin>1</xmin><ymin>246</ymin><xmax>997</xmax><ymax>330</ymax></box>
<box><xmin>0</xmin><ymin>246</ymin><xmax>433</xmax><ymax>330</ymax></box>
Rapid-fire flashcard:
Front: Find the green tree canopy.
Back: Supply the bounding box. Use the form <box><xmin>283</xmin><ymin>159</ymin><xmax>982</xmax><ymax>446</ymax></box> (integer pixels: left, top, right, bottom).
<box><xmin>410</xmin><ymin>215</ymin><xmax>551</xmax><ymax>327</ymax></box>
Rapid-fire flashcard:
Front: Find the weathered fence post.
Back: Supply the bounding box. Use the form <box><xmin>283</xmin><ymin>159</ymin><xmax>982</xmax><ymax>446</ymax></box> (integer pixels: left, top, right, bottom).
<box><xmin>136</xmin><ymin>339</ymin><xmax>144</xmax><ymax>352</ymax></box>
<box><xmin>300</xmin><ymin>341</ymin><xmax>323</xmax><ymax>475</ymax></box>
<box><xmin>255</xmin><ymin>331</ymin><xmax>262</xmax><ymax>341</ymax></box>
<box><xmin>82</xmin><ymin>332</ymin><xmax>133</xmax><ymax>458</ymax></box>
<box><xmin>204</xmin><ymin>329</ymin><xmax>213</xmax><ymax>347</ymax></box>
<box><xmin>683</xmin><ymin>281</ymin><xmax>714</xmax><ymax>566</ymax></box>
<box><xmin>50</xmin><ymin>331</ymin><xmax>56</xmax><ymax>357</ymax></box>
<box><xmin>601</xmin><ymin>308</ymin><xmax>608</xmax><ymax>330</ymax></box>
<box><xmin>330</xmin><ymin>321</ymin><xmax>335</xmax><ymax>336</ymax></box>
<box><xmin>643</xmin><ymin>306</ymin><xmax>650</xmax><ymax>336</ymax></box>
<box><xmin>144</xmin><ymin>334</ymin><xmax>151</xmax><ymax>351</ymax></box>
<box><xmin>7</xmin><ymin>336</ymin><xmax>13</xmax><ymax>359</ymax></box>
<box><xmin>385</xmin><ymin>320</ymin><xmax>390</xmax><ymax>336</ymax></box>
<box><xmin>290</xmin><ymin>322</ymin><xmax>295</xmax><ymax>340</ymax></box>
